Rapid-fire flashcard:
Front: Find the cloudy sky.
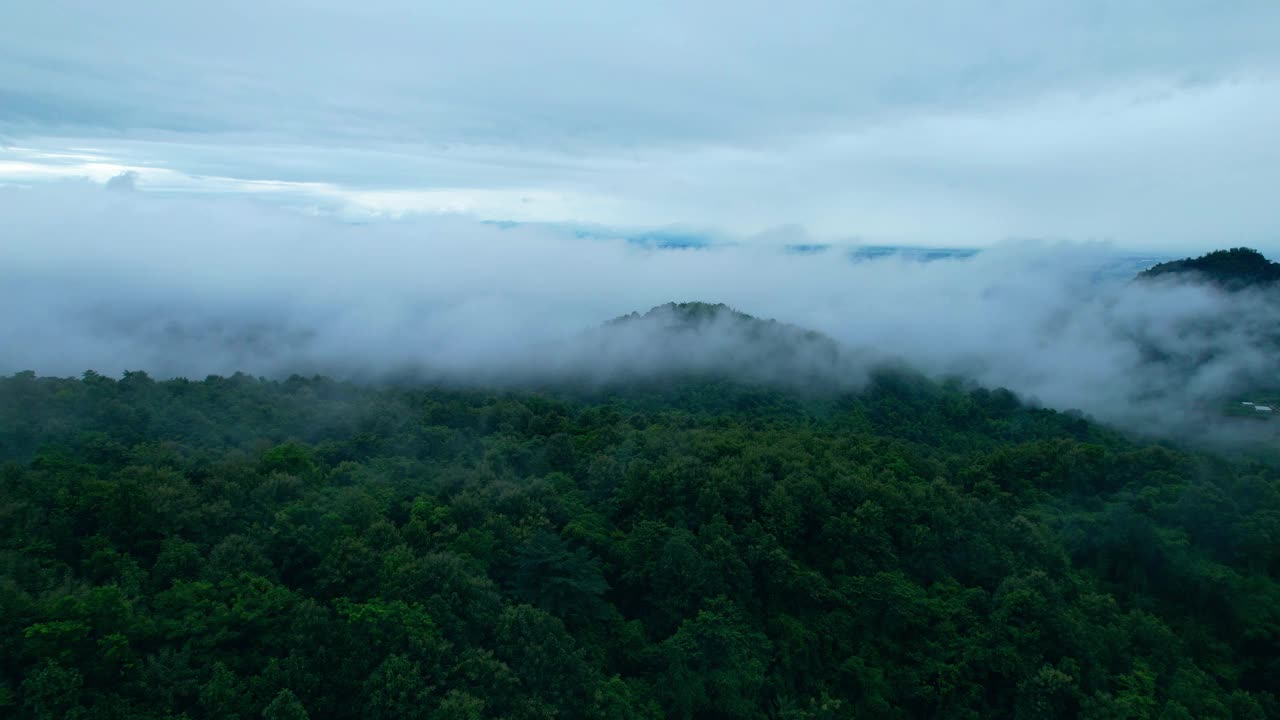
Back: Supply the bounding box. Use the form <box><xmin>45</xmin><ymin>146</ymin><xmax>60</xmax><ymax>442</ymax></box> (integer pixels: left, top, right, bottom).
<box><xmin>5</xmin><ymin>2</ymin><xmax>1280</xmax><ymax>439</ymax></box>
<box><xmin>3</xmin><ymin>1</ymin><xmax>1279</xmax><ymax>249</ymax></box>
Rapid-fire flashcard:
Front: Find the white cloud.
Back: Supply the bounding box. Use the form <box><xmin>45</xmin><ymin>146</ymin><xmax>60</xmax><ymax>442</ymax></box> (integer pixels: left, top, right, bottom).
<box><xmin>3</xmin><ymin>183</ymin><xmax>1278</xmax><ymax>445</ymax></box>
<box><xmin>1</xmin><ymin>2</ymin><xmax>1278</xmax><ymax>247</ymax></box>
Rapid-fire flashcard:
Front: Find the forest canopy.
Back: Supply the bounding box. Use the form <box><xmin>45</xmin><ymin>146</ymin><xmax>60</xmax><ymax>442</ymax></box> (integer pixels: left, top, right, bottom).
<box><xmin>2</xmin><ymin>367</ymin><xmax>1278</xmax><ymax>719</ymax></box>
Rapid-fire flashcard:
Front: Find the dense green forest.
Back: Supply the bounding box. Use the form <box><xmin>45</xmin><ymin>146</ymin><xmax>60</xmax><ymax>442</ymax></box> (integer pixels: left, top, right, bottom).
<box><xmin>2</xmin><ymin>368</ymin><xmax>1279</xmax><ymax>719</ymax></box>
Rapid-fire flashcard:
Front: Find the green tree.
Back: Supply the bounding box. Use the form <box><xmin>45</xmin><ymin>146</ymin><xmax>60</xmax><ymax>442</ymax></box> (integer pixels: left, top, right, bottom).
<box><xmin>658</xmin><ymin>597</ymin><xmax>771</xmax><ymax>719</ymax></box>
<box><xmin>262</xmin><ymin>689</ymin><xmax>309</xmax><ymax>720</ymax></box>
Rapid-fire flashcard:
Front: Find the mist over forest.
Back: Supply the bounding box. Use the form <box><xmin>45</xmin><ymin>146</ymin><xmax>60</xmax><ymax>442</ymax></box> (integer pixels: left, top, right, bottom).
<box><xmin>5</xmin><ymin>182</ymin><xmax>1279</xmax><ymax>442</ymax></box>
<box><xmin>6</xmin><ymin>3</ymin><xmax>1280</xmax><ymax>718</ymax></box>
<box><xmin>7</xmin><ymin>146</ymin><xmax>1280</xmax><ymax>720</ymax></box>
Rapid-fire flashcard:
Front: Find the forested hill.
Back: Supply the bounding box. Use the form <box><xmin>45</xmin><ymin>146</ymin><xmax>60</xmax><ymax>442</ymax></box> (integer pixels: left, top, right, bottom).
<box><xmin>3</xmin><ymin>369</ymin><xmax>1279</xmax><ymax>719</ymax></box>
<box><xmin>561</xmin><ymin>301</ymin><xmax>860</xmax><ymax>389</ymax></box>
<box><xmin>1137</xmin><ymin>247</ymin><xmax>1280</xmax><ymax>291</ymax></box>
<box><xmin>606</xmin><ymin>301</ymin><xmax>821</xmax><ymax>333</ymax></box>
<box><xmin>1129</xmin><ymin>250</ymin><xmax>1280</xmax><ymax>409</ymax></box>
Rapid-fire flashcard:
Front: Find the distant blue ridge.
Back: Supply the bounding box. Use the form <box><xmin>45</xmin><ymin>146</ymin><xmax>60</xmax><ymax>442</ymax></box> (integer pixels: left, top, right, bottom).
<box><xmin>606</xmin><ymin>231</ymin><xmax>711</xmax><ymax>249</ymax></box>
<box><xmin>483</xmin><ymin>220</ymin><xmax>715</xmax><ymax>249</ymax></box>
<box><xmin>783</xmin><ymin>243</ymin><xmax>831</xmax><ymax>255</ymax></box>
<box><xmin>849</xmin><ymin>245</ymin><xmax>980</xmax><ymax>262</ymax></box>
<box><xmin>480</xmin><ymin>221</ymin><xmax>1173</xmax><ymax>273</ymax></box>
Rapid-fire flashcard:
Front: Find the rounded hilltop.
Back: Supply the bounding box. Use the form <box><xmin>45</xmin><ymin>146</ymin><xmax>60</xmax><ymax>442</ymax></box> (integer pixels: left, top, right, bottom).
<box><xmin>1138</xmin><ymin>247</ymin><xmax>1280</xmax><ymax>291</ymax></box>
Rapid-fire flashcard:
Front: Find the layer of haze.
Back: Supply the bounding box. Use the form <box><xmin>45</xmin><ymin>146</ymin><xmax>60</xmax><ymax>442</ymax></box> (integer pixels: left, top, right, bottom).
<box><xmin>5</xmin><ymin>183</ymin><xmax>1279</xmax><ymax>440</ymax></box>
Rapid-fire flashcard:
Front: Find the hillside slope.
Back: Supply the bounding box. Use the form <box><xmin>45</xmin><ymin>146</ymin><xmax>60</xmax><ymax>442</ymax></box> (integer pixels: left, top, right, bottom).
<box><xmin>2</xmin><ymin>367</ymin><xmax>1277</xmax><ymax>718</ymax></box>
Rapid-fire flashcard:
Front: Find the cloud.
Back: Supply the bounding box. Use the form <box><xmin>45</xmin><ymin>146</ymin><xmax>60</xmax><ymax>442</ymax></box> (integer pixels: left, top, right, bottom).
<box><xmin>5</xmin><ymin>2</ymin><xmax>1278</xmax><ymax>145</ymax></box>
<box><xmin>105</xmin><ymin>170</ymin><xmax>138</xmax><ymax>192</ymax></box>
<box><xmin>3</xmin><ymin>183</ymin><xmax>1279</xmax><ymax>445</ymax></box>
<box><xmin>2</xmin><ymin>3</ymin><xmax>1280</xmax><ymax>248</ymax></box>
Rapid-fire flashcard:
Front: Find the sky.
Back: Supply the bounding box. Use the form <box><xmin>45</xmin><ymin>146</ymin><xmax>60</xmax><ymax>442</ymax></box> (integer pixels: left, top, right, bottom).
<box><xmin>3</xmin><ymin>1</ymin><xmax>1280</xmax><ymax>250</ymax></box>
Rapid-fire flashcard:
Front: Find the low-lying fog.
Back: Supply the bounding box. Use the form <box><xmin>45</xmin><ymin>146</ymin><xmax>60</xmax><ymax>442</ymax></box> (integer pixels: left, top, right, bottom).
<box><xmin>4</xmin><ymin>182</ymin><xmax>1279</xmax><ymax>441</ymax></box>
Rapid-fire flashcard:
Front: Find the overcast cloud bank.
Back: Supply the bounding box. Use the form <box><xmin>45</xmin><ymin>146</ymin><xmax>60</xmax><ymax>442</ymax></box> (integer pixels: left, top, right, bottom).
<box><xmin>4</xmin><ymin>3</ymin><xmax>1280</xmax><ymax>248</ymax></box>
<box><xmin>4</xmin><ymin>184</ymin><xmax>1278</xmax><ymax>442</ymax></box>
